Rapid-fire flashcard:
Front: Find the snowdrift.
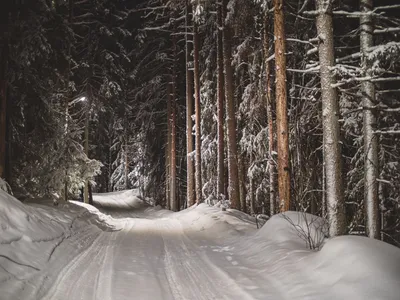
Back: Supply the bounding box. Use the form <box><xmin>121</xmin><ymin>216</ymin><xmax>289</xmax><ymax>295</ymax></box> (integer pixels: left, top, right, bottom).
<box><xmin>224</xmin><ymin>210</ymin><xmax>400</xmax><ymax>300</ymax></box>
<box><xmin>93</xmin><ymin>189</ymin><xmax>146</xmax><ymax>209</ymax></box>
<box><xmin>175</xmin><ymin>203</ymin><xmax>256</xmax><ymax>240</ymax></box>
<box><xmin>0</xmin><ymin>190</ymin><xmax>112</xmax><ymax>299</ymax></box>
<box><xmin>161</xmin><ymin>204</ymin><xmax>400</xmax><ymax>300</ymax></box>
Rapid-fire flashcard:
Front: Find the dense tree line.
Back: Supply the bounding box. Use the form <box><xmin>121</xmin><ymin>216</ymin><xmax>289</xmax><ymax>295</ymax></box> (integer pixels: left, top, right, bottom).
<box><xmin>0</xmin><ymin>0</ymin><xmax>400</xmax><ymax>245</ymax></box>
<box><xmin>132</xmin><ymin>0</ymin><xmax>400</xmax><ymax>244</ymax></box>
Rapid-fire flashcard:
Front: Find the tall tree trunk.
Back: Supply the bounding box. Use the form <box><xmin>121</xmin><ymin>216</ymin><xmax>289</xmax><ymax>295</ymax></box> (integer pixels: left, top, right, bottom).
<box><xmin>166</xmin><ymin>83</ymin><xmax>172</xmax><ymax>210</ymax></box>
<box><xmin>170</xmin><ymin>35</ymin><xmax>178</xmax><ymax>211</ymax></box>
<box><xmin>108</xmin><ymin>133</ymin><xmax>113</xmax><ymax>192</ymax></box>
<box><xmin>315</xmin><ymin>0</ymin><xmax>346</xmax><ymax>236</ymax></box>
<box><xmin>274</xmin><ymin>0</ymin><xmax>291</xmax><ymax>212</ymax></box>
<box><xmin>360</xmin><ymin>0</ymin><xmax>379</xmax><ymax>239</ymax></box>
<box><xmin>124</xmin><ymin>143</ymin><xmax>129</xmax><ymax>189</ymax></box>
<box><xmin>222</xmin><ymin>0</ymin><xmax>240</xmax><ymax>210</ymax></box>
<box><xmin>249</xmin><ymin>170</ymin><xmax>255</xmax><ymax>215</ymax></box>
<box><xmin>322</xmin><ymin>146</ymin><xmax>326</xmax><ymax>218</ymax></box>
<box><xmin>238</xmin><ymin>153</ymin><xmax>247</xmax><ymax>213</ymax></box>
<box><xmin>236</xmin><ymin>64</ymin><xmax>246</xmax><ymax>213</ymax></box>
<box><xmin>193</xmin><ymin>21</ymin><xmax>202</xmax><ymax>204</ymax></box>
<box><xmin>186</xmin><ymin>1</ymin><xmax>195</xmax><ymax>207</ymax></box>
<box><xmin>217</xmin><ymin>0</ymin><xmax>225</xmax><ymax>200</ymax></box>
<box><xmin>263</xmin><ymin>9</ymin><xmax>277</xmax><ymax>216</ymax></box>
<box><xmin>64</xmin><ymin>0</ymin><xmax>74</xmax><ymax>201</ymax></box>
<box><xmin>84</xmin><ymin>93</ymin><xmax>90</xmax><ymax>204</ymax></box>
<box><xmin>88</xmin><ymin>184</ymin><xmax>93</xmax><ymax>205</ymax></box>
<box><xmin>0</xmin><ymin>44</ymin><xmax>8</xmax><ymax>179</ymax></box>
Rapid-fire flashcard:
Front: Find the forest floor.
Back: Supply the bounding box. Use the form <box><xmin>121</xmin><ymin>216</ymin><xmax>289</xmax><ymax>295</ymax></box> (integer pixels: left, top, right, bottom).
<box><xmin>0</xmin><ymin>189</ymin><xmax>400</xmax><ymax>300</ymax></box>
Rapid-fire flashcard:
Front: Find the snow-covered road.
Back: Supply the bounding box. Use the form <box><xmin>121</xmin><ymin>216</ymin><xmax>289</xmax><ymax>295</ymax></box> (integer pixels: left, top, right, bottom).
<box><xmin>41</xmin><ymin>199</ymin><xmax>279</xmax><ymax>300</ymax></box>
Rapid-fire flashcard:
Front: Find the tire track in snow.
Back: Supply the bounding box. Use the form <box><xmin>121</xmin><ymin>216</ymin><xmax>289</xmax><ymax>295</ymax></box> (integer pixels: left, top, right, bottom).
<box><xmin>107</xmin><ymin>219</ymin><xmax>176</xmax><ymax>300</ymax></box>
<box><xmin>39</xmin><ymin>203</ymin><xmax>290</xmax><ymax>300</ymax></box>
<box><xmin>41</xmin><ymin>232</ymin><xmax>108</xmax><ymax>300</ymax></box>
<box><xmin>177</xmin><ymin>221</ymin><xmax>290</xmax><ymax>300</ymax></box>
<box><xmin>93</xmin><ymin>222</ymin><xmax>120</xmax><ymax>300</ymax></box>
<box><xmin>158</xmin><ymin>219</ymin><xmax>256</xmax><ymax>300</ymax></box>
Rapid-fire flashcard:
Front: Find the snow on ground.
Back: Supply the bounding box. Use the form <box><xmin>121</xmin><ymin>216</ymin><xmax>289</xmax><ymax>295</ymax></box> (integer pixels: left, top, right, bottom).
<box><xmin>0</xmin><ymin>189</ymin><xmax>399</xmax><ymax>300</ymax></box>
<box><xmin>0</xmin><ymin>190</ymin><xmax>113</xmax><ymax>300</ymax></box>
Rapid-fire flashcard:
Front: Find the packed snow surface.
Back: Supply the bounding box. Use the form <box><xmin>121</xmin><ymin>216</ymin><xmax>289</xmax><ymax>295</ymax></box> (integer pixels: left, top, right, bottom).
<box><xmin>0</xmin><ymin>189</ymin><xmax>399</xmax><ymax>300</ymax></box>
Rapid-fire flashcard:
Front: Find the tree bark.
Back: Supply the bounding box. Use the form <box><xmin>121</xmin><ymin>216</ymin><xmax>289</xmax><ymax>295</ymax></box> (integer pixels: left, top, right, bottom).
<box><xmin>263</xmin><ymin>9</ymin><xmax>277</xmax><ymax>216</ymax></box>
<box><xmin>0</xmin><ymin>44</ymin><xmax>8</xmax><ymax>179</ymax></box>
<box><xmin>193</xmin><ymin>21</ymin><xmax>202</xmax><ymax>204</ymax></box>
<box><xmin>170</xmin><ymin>34</ymin><xmax>178</xmax><ymax>211</ymax></box>
<box><xmin>315</xmin><ymin>0</ymin><xmax>346</xmax><ymax>236</ymax></box>
<box><xmin>249</xmin><ymin>173</ymin><xmax>255</xmax><ymax>215</ymax></box>
<box><xmin>166</xmin><ymin>83</ymin><xmax>172</xmax><ymax>210</ymax></box>
<box><xmin>274</xmin><ymin>0</ymin><xmax>290</xmax><ymax>212</ymax></box>
<box><xmin>64</xmin><ymin>0</ymin><xmax>74</xmax><ymax>201</ymax></box>
<box><xmin>222</xmin><ymin>0</ymin><xmax>240</xmax><ymax>210</ymax></box>
<box><xmin>124</xmin><ymin>143</ymin><xmax>128</xmax><ymax>189</ymax></box>
<box><xmin>186</xmin><ymin>0</ymin><xmax>195</xmax><ymax>207</ymax></box>
<box><xmin>217</xmin><ymin>0</ymin><xmax>226</xmax><ymax>200</ymax></box>
<box><xmin>84</xmin><ymin>94</ymin><xmax>90</xmax><ymax>204</ymax></box>
<box><xmin>360</xmin><ymin>0</ymin><xmax>380</xmax><ymax>239</ymax></box>
<box><xmin>88</xmin><ymin>183</ymin><xmax>93</xmax><ymax>205</ymax></box>
<box><xmin>238</xmin><ymin>153</ymin><xmax>247</xmax><ymax>213</ymax></box>
<box><xmin>236</xmin><ymin>62</ymin><xmax>246</xmax><ymax>213</ymax></box>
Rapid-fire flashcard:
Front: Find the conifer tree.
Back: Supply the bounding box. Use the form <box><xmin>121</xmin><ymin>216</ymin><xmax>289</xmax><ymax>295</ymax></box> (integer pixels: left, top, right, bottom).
<box><xmin>274</xmin><ymin>0</ymin><xmax>290</xmax><ymax>212</ymax></box>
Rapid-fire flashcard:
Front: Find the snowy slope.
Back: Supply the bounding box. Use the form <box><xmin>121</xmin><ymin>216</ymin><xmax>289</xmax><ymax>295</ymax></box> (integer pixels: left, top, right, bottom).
<box><xmin>0</xmin><ymin>190</ymin><xmax>114</xmax><ymax>300</ymax></box>
<box><xmin>0</xmin><ymin>189</ymin><xmax>399</xmax><ymax>300</ymax></box>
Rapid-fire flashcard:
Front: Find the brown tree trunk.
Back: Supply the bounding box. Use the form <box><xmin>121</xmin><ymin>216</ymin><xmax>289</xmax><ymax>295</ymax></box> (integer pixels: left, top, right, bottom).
<box><xmin>238</xmin><ymin>153</ymin><xmax>247</xmax><ymax>213</ymax></box>
<box><xmin>186</xmin><ymin>0</ymin><xmax>195</xmax><ymax>207</ymax></box>
<box><xmin>315</xmin><ymin>0</ymin><xmax>346</xmax><ymax>236</ymax></box>
<box><xmin>263</xmin><ymin>10</ymin><xmax>277</xmax><ymax>216</ymax></box>
<box><xmin>166</xmin><ymin>83</ymin><xmax>172</xmax><ymax>210</ymax></box>
<box><xmin>0</xmin><ymin>44</ymin><xmax>8</xmax><ymax>179</ymax></box>
<box><xmin>170</xmin><ymin>35</ymin><xmax>178</xmax><ymax>211</ymax></box>
<box><xmin>249</xmin><ymin>172</ymin><xmax>255</xmax><ymax>215</ymax></box>
<box><xmin>217</xmin><ymin>0</ymin><xmax>226</xmax><ymax>200</ymax></box>
<box><xmin>64</xmin><ymin>0</ymin><xmax>74</xmax><ymax>201</ymax></box>
<box><xmin>84</xmin><ymin>85</ymin><xmax>91</xmax><ymax>204</ymax></box>
<box><xmin>193</xmin><ymin>21</ymin><xmax>202</xmax><ymax>204</ymax></box>
<box><xmin>274</xmin><ymin>0</ymin><xmax>290</xmax><ymax>212</ymax></box>
<box><xmin>222</xmin><ymin>0</ymin><xmax>240</xmax><ymax>210</ymax></box>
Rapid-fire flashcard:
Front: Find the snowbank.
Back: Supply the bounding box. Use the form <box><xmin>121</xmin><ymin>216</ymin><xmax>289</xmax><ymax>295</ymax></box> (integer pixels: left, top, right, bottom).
<box><xmin>175</xmin><ymin>203</ymin><xmax>256</xmax><ymax>240</ymax></box>
<box><xmin>257</xmin><ymin>211</ymin><xmax>328</xmax><ymax>249</ymax></box>
<box><xmin>151</xmin><ymin>203</ymin><xmax>400</xmax><ymax>300</ymax></box>
<box><xmin>230</xmin><ymin>212</ymin><xmax>400</xmax><ymax>300</ymax></box>
<box><xmin>0</xmin><ymin>190</ymin><xmax>112</xmax><ymax>299</ymax></box>
<box><xmin>93</xmin><ymin>189</ymin><xmax>146</xmax><ymax>209</ymax></box>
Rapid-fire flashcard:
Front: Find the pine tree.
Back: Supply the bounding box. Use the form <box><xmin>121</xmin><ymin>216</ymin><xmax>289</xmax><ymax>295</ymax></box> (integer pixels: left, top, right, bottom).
<box><xmin>263</xmin><ymin>8</ymin><xmax>277</xmax><ymax>216</ymax></box>
<box><xmin>0</xmin><ymin>44</ymin><xmax>7</xmax><ymax>180</ymax></box>
<box><xmin>222</xmin><ymin>0</ymin><xmax>240</xmax><ymax>210</ymax></box>
<box><xmin>193</xmin><ymin>20</ymin><xmax>203</xmax><ymax>204</ymax></box>
<box><xmin>216</xmin><ymin>0</ymin><xmax>225</xmax><ymax>201</ymax></box>
<box><xmin>315</xmin><ymin>0</ymin><xmax>346</xmax><ymax>236</ymax></box>
<box><xmin>170</xmin><ymin>35</ymin><xmax>178</xmax><ymax>211</ymax></box>
<box><xmin>274</xmin><ymin>0</ymin><xmax>290</xmax><ymax>212</ymax></box>
<box><xmin>360</xmin><ymin>0</ymin><xmax>380</xmax><ymax>239</ymax></box>
<box><xmin>186</xmin><ymin>0</ymin><xmax>195</xmax><ymax>207</ymax></box>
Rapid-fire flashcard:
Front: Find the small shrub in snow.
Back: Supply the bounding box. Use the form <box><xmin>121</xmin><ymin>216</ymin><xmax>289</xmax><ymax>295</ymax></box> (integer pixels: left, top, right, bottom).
<box><xmin>0</xmin><ymin>178</ymin><xmax>12</xmax><ymax>195</ymax></box>
<box><xmin>255</xmin><ymin>214</ymin><xmax>269</xmax><ymax>229</ymax></box>
<box><xmin>281</xmin><ymin>212</ymin><xmax>329</xmax><ymax>250</ymax></box>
